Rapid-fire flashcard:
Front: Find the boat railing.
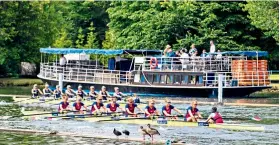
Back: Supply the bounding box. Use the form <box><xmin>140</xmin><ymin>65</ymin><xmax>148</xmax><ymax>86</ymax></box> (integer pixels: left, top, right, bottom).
<box><xmin>136</xmin><ymin>56</ymin><xmax>246</xmax><ymax>72</ymax></box>
<box><xmin>39</xmin><ymin>63</ymin><xmax>133</xmax><ymax>85</ymax></box>
<box><xmin>204</xmin><ymin>71</ymin><xmax>270</xmax><ymax>87</ymax></box>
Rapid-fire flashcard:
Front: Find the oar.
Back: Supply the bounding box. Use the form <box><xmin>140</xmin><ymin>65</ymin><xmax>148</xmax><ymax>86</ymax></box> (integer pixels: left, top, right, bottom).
<box><xmin>97</xmin><ymin>117</ymin><xmax>148</xmax><ymax>122</ymax></box>
<box><xmin>13</xmin><ymin>97</ymin><xmax>33</xmax><ymax>103</ymax></box>
<box><xmin>1</xmin><ymin>112</ymin><xmax>61</xmax><ymax>120</ymax></box>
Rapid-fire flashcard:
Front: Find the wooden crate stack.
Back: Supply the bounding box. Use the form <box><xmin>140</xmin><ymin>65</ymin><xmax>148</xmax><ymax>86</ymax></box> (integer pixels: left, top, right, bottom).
<box><xmin>231</xmin><ymin>60</ymin><xmax>269</xmax><ymax>86</ymax></box>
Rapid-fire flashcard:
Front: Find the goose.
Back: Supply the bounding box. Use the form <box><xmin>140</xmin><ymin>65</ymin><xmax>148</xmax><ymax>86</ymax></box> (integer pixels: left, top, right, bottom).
<box><xmin>139</xmin><ymin>126</ymin><xmax>151</xmax><ymax>141</ymax></box>
<box><xmin>122</xmin><ymin>130</ymin><xmax>130</xmax><ymax>139</ymax></box>
<box><xmin>146</xmin><ymin>124</ymin><xmax>160</xmax><ymax>143</ymax></box>
<box><xmin>113</xmin><ymin>128</ymin><xmax>122</xmax><ymax>139</ymax></box>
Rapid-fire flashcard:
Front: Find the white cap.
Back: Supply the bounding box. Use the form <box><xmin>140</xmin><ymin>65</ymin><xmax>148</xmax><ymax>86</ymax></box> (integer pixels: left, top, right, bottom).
<box><xmin>78</xmin><ymin>85</ymin><xmax>82</xmax><ymax>89</ymax></box>
<box><xmin>45</xmin><ymin>84</ymin><xmax>49</xmax><ymax>87</ymax></box>
<box><xmin>114</xmin><ymin>87</ymin><xmax>119</xmax><ymax>90</ymax></box>
<box><xmin>67</xmin><ymin>85</ymin><xmax>71</xmax><ymax>88</ymax></box>
<box><xmin>102</xmin><ymin>86</ymin><xmax>106</xmax><ymax>89</ymax></box>
<box><xmin>90</xmin><ymin>86</ymin><xmax>95</xmax><ymax>89</ymax></box>
<box><xmin>56</xmin><ymin>85</ymin><xmax>60</xmax><ymax>88</ymax></box>
<box><xmin>33</xmin><ymin>84</ymin><xmax>38</xmax><ymax>87</ymax></box>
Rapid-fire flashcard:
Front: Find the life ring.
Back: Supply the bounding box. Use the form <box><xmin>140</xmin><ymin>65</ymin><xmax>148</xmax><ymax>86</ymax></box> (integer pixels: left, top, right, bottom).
<box><xmin>150</xmin><ymin>57</ymin><xmax>158</xmax><ymax>69</ymax></box>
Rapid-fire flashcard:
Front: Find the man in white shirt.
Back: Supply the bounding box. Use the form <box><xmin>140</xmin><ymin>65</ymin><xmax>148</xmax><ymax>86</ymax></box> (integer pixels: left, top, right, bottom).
<box><xmin>59</xmin><ymin>54</ymin><xmax>67</xmax><ymax>67</ymax></box>
<box><xmin>210</xmin><ymin>40</ymin><xmax>215</xmax><ymax>53</ymax></box>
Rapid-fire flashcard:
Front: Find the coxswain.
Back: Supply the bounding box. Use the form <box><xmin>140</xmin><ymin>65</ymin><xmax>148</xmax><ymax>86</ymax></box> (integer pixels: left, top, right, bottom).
<box><xmin>162</xmin><ymin>98</ymin><xmax>182</xmax><ymax>119</ymax></box>
<box><xmin>113</xmin><ymin>87</ymin><xmax>126</xmax><ymax>101</ymax></box>
<box><xmin>76</xmin><ymin>85</ymin><xmax>87</xmax><ymax>99</ymax></box>
<box><xmin>91</xmin><ymin>95</ymin><xmax>106</xmax><ymax>114</ymax></box>
<box><xmin>43</xmin><ymin>84</ymin><xmax>53</xmax><ymax>98</ymax></box>
<box><xmin>125</xmin><ymin>97</ymin><xmax>144</xmax><ymax>117</ymax></box>
<box><xmin>99</xmin><ymin>86</ymin><xmax>111</xmax><ymax>101</ymax></box>
<box><xmin>133</xmin><ymin>94</ymin><xmax>141</xmax><ymax>104</ymax></box>
<box><xmin>88</xmin><ymin>86</ymin><xmax>98</xmax><ymax>100</ymax></box>
<box><xmin>205</xmin><ymin>107</ymin><xmax>224</xmax><ymax>124</ymax></box>
<box><xmin>72</xmin><ymin>96</ymin><xmax>87</xmax><ymax>114</ymax></box>
<box><xmin>65</xmin><ymin>85</ymin><xmax>76</xmax><ymax>98</ymax></box>
<box><xmin>58</xmin><ymin>95</ymin><xmax>70</xmax><ymax>113</ymax></box>
<box><xmin>31</xmin><ymin>84</ymin><xmax>43</xmax><ymax>99</ymax></box>
<box><xmin>144</xmin><ymin>99</ymin><xmax>160</xmax><ymax>117</ymax></box>
<box><xmin>106</xmin><ymin>96</ymin><xmax>124</xmax><ymax>113</ymax></box>
<box><xmin>185</xmin><ymin>100</ymin><xmax>203</xmax><ymax>122</ymax></box>
<box><xmin>53</xmin><ymin>85</ymin><xmax>62</xmax><ymax>99</ymax></box>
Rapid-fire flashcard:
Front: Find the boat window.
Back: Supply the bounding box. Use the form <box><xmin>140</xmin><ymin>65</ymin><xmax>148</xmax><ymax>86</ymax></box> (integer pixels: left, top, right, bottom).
<box><xmin>182</xmin><ymin>75</ymin><xmax>189</xmax><ymax>85</ymax></box>
<box><xmin>189</xmin><ymin>75</ymin><xmax>196</xmax><ymax>84</ymax></box>
<box><xmin>153</xmin><ymin>74</ymin><xmax>160</xmax><ymax>84</ymax></box>
<box><xmin>174</xmin><ymin>75</ymin><xmax>181</xmax><ymax>84</ymax></box>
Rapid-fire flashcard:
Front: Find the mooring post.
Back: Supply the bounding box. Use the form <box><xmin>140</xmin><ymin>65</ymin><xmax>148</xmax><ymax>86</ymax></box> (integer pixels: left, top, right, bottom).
<box><xmin>218</xmin><ymin>73</ymin><xmax>223</xmax><ymax>104</ymax></box>
<box><xmin>59</xmin><ymin>73</ymin><xmax>63</xmax><ymax>91</ymax></box>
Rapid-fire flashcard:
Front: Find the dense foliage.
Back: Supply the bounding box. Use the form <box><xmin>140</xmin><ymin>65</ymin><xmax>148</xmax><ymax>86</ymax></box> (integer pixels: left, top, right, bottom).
<box><xmin>0</xmin><ymin>1</ymin><xmax>278</xmax><ymax>76</ymax></box>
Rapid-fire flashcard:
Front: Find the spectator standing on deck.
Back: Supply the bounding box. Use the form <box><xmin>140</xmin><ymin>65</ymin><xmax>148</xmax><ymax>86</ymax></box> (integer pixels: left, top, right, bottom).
<box><xmin>189</xmin><ymin>44</ymin><xmax>197</xmax><ymax>56</ymax></box>
<box><xmin>210</xmin><ymin>40</ymin><xmax>216</xmax><ymax>53</ymax></box>
<box><xmin>163</xmin><ymin>44</ymin><xmax>176</xmax><ymax>57</ymax></box>
<box><xmin>200</xmin><ymin>49</ymin><xmax>208</xmax><ymax>57</ymax></box>
<box><xmin>59</xmin><ymin>54</ymin><xmax>67</xmax><ymax>67</ymax></box>
<box><xmin>180</xmin><ymin>48</ymin><xmax>189</xmax><ymax>70</ymax></box>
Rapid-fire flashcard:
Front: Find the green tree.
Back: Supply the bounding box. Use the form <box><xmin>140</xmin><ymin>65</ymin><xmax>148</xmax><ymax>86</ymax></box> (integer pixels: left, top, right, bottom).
<box><xmin>75</xmin><ymin>27</ymin><xmax>85</xmax><ymax>48</ymax></box>
<box><xmin>85</xmin><ymin>22</ymin><xmax>99</xmax><ymax>48</ymax></box>
<box><xmin>244</xmin><ymin>1</ymin><xmax>279</xmax><ymax>42</ymax></box>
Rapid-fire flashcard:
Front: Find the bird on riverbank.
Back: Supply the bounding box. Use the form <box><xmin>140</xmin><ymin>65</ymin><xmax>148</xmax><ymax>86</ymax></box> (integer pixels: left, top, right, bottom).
<box><xmin>122</xmin><ymin>130</ymin><xmax>130</xmax><ymax>139</ymax></box>
<box><xmin>139</xmin><ymin>126</ymin><xmax>151</xmax><ymax>141</ymax></box>
<box><xmin>113</xmin><ymin>128</ymin><xmax>122</xmax><ymax>139</ymax></box>
<box><xmin>147</xmin><ymin>124</ymin><xmax>160</xmax><ymax>143</ymax></box>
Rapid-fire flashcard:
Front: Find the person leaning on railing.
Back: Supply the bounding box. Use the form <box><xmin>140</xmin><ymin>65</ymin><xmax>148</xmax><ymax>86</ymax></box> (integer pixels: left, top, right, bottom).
<box><xmin>163</xmin><ymin>44</ymin><xmax>176</xmax><ymax>70</ymax></box>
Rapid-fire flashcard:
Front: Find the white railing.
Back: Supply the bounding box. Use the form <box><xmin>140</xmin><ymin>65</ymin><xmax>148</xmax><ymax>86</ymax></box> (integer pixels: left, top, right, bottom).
<box><xmin>136</xmin><ymin>56</ymin><xmax>245</xmax><ymax>72</ymax></box>
<box><xmin>204</xmin><ymin>71</ymin><xmax>270</xmax><ymax>87</ymax></box>
<box><xmin>39</xmin><ymin>63</ymin><xmax>133</xmax><ymax>85</ymax></box>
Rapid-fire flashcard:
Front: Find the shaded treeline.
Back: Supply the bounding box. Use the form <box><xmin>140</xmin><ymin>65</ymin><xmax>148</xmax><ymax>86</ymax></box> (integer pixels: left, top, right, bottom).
<box><xmin>0</xmin><ymin>1</ymin><xmax>278</xmax><ymax>76</ymax></box>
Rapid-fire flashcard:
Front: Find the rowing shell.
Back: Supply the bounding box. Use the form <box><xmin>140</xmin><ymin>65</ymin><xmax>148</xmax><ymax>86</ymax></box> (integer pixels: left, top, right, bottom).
<box><xmin>21</xmin><ymin>111</ymin><xmax>265</xmax><ymax>132</ymax></box>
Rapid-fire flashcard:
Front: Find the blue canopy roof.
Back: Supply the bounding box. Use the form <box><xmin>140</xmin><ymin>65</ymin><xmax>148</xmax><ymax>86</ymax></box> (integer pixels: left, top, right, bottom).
<box><xmin>40</xmin><ymin>48</ymin><xmax>123</xmax><ymax>55</ymax></box>
<box><xmin>209</xmin><ymin>51</ymin><xmax>268</xmax><ymax>57</ymax></box>
<box><xmin>40</xmin><ymin>48</ymin><xmax>162</xmax><ymax>55</ymax></box>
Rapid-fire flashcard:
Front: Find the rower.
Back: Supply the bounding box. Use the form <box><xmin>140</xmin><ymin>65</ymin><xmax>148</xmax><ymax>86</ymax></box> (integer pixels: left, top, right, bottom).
<box><xmin>106</xmin><ymin>96</ymin><xmax>124</xmax><ymax>113</ymax></box>
<box><xmin>72</xmin><ymin>96</ymin><xmax>87</xmax><ymax>114</ymax></box>
<box><xmin>205</xmin><ymin>107</ymin><xmax>224</xmax><ymax>124</ymax></box>
<box><xmin>43</xmin><ymin>84</ymin><xmax>53</xmax><ymax>98</ymax></box>
<box><xmin>144</xmin><ymin>99</ymin><xmax>160</xmax><ymax>117</ymax></box>
<box><xmin>185</xmin><ymin>100</ymin><xmax>203</xmax><ymax>122</ymax></box>
<box><xmin>99</xmin><ymin>86</ymin><xmax>111</xmax><ymax>101</ymax></box>
<box><xmin>31</xmin><ymin>84</ymin><xmax>43</xmax><ymax>99</ymax></box>
<box><xmin>76</xmin><ymin>85</ymin><xmax>86</xmax><ymax>99</ymax></box>
<box><xmin>125</xmin><ymin>97</ymin><xmax>144</xmax><ymax>117</ymax></box>
<box><xmin>58</xmin><ymin>95</ymin><xmax>70</xmax><ymax>113</ymax></box>
<box><xmin>53</xmin><ymin>85</ymin><xmax>62</xmax><ymax>99</ymax></box>
<box><xmin>113</xmin><ymin>87</ymin><xmax>126</xmax><ymax>101</ymax></box>
<box><xmin>88</xmin><ymin>86</ymin><xmax>98</xmax><ymax>100</ymax></box>
<box><xmin>65</xmin><ymin>85</ymin><xmax>76</xmax><ymax>98</ymax></box>
<box><xmin>162</xmin><ymin>98</ymin><xmax>182</xmax><ymax>119</ymax></box>
<box><xmin>91</xmin><ymin>95</ymin><xmax>106</xmax><ymax>114</ymax></box>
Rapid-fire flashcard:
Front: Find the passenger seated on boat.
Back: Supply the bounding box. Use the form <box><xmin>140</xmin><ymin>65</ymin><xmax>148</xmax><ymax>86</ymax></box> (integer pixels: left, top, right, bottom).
<box><xmin>133</xmin><ymin>94</ymin><xmax>141</xmax><ymax>104</ymax></box>
<box><xmin>43</xmin><ymin>84</ymin><xmax>53</xmax><ymax>98</ymax></box>
<box><xmin>31</xmin><ymin>84</ymin><xmax>43</xmax><ymax>99</ymax></box>
<box><xmin>91</xmin><ymin>95</ymin><xmax>106</xmax><ymax>114</ymax></box>
<box><xmin>76</xmin><ymin>85</ymin><xmax>87</xmax><ymax>99</ymax></box>
<box><xmin>162</xmin><ymin>98</ymin><xmax>182</xmax><ymax>119</ymax></box>
<box><xmin>58</xmin><ymin>95</ymin><xmax>70</xmax><ymax>113</ymax></box>
<box><xmin>65</xmin><ymin>85</ymin><xmax>76</xmax><ymax>98</ymax></box>
<box><xmin>88</xmin><ymin>86</ymin><xmax>98</xmax><ymax>100</ymax></box>
<box><xmin>206</xmin><ymin>107</ymin><xmax>223</xmax><ymax>124</ymax></box>
<box><xmin>53</xmin><ymin>85</ymin><xmax>63</xmax><ymax>99</ymax></box>
<box><xmin>113</xmin><ymin>87</ymin><xmax>126</xmax><ymax>101</ymax></box>
<box><xmin>99</xmin><ymin>86</ymin><xmax>111</xmax><ymax>101</ymax></box>
<box><xmin>125</xmin><ymin>97</ymin><xmax>144</xmax><ymax>117</ymax></box>
<box><xmin>185</xmin><ymin>100</ymin><xmax>203</xmax><ymax>122</ymax></box>
<box><xmin>106</xmin><ymin>96</ymin><xmax>124</xmax><ymax>113</ymax></box>
<box><xmin>73</xmin><ymin>96</ymin><xmax>87</xmax><ymax>114</ymax></box>
<box><xmin>144</xmin><ymin>99</ymin><xmax>160</xmax><ymax>117</ymax></box>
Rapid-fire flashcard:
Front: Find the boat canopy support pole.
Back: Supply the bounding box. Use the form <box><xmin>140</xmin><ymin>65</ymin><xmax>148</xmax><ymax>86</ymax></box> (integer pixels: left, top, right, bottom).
<box><xmin>59</xmin><ymin>73</ymin><xmax>63</xmax><ymax>91</ymax></box>
<box><xmin>218</xmin><ymin>73</ymin><xmax>223</xmax><ymax>104</ymax></box>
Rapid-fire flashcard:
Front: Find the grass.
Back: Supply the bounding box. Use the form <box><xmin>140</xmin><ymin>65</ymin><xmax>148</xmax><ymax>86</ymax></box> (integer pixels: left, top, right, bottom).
<box><xmin>0</xmin><ymin>78</ymin><xmax>43</xmax><ymax>87</ymax></box>
<box><xmin>0</xmin><ymin>86</ymin><xmax>33</xmax><ymax>95</ymax></box>
<box><xmin>270</xmin><ymin>74</ymin><xmax>279</xmax><ymax>81</ymax></box>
